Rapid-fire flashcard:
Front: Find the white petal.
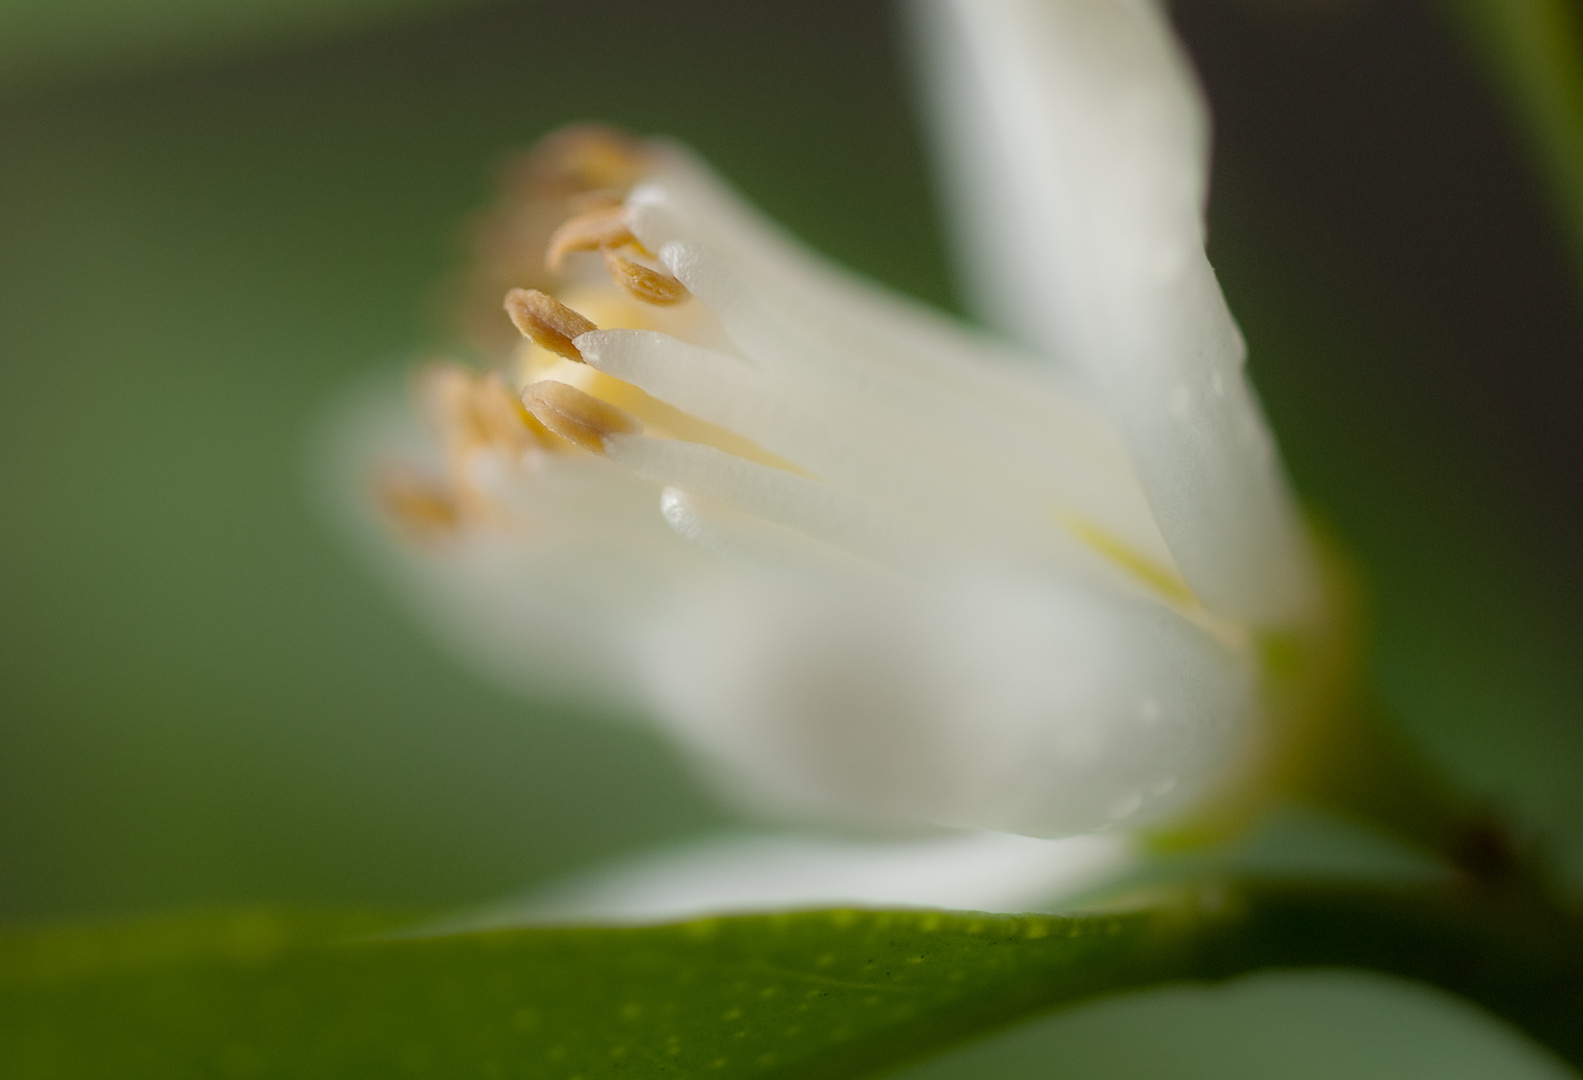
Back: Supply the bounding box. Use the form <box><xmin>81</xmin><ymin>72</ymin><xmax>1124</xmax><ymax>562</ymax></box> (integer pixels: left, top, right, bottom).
<box><xmin>628</xmin><ymin>152</ymin><xmax>1044</xmax><ymax>392</ymax></box>
<box><xmin>579</xmin><ymin>327</ymin><xmax>1153</xmax><ymax>578</ymax></box>
<box><xmin>604</xmin><ymin>432</ymin><xmax>939</xmax><ymax>571</ymax></box>
<box><xmin>909</xmin><ymin>0</ymin><xmax>1317</xmax><ymax>623</ymax></box>
<box><xmin>315</xmin><ymin>374</ymin><xmax>704</xmax><ymax>712</ymax></box>
<box><xmin>658</xmin><ymin>487</ymin><xmax>868</xmax><ymax>573</ymax></box>
<box><xmin>642</xmin><ymin>569</ymin><xmax>1257</xmax><ymax>838</ymax></box>
<box><xmin>444</xmin><ymin>830</ymin><xmax>1136</xmax><ymax>927</ymax></box>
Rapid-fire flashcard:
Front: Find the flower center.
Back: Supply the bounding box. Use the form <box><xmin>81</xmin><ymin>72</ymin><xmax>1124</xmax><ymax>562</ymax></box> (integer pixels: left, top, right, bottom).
<box><xmin>376</xmin><ymin>126</ymin><xmax>1224</xmax><ymax>631</ymax></box>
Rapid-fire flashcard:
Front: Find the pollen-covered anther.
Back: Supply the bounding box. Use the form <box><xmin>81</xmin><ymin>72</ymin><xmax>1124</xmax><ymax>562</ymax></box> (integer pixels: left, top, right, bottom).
<box><xmin>504</xmin><ymin>288</ymin><xmax>598</xmax><ymax>361</ymax></box>
<box><xmin>473</xmin><ymin>369</ymin><xmax>553</xmax><ymax>453</ymax></box>
<box><xmin>420</xmin><ymin>362</ymin><xmax>492</xmax><ymax>453</ymax></box>
<box><xmin>374</xmin><ymin>464</ymin><xmax>461</xmax><ymax>539</ymax></box>
<box><xmin>602</xmin><ymin>248</ymin><xmax>690</xmax><ymax>306</ymax></box>
<box><xmin>520</xmin><ymin>379</ymin><xmax>642</xmax><ymax>455</ymax></box>
<box><xmin>532</xmin><ymin>125</ymin><xmax>648</xmax><ymax>196</ymax></box>
<box><xmin>545</xmin><ymin>206</ymin><xmax>639</xmax><ymax>271</ymax></box>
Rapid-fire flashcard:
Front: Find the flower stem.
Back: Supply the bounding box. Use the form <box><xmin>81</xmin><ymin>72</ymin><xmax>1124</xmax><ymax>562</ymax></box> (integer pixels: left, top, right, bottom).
<box><xmin>1187</xmin><ymin>881</ymin><xmax>1583</xmax><ymax>1070</ymax></box>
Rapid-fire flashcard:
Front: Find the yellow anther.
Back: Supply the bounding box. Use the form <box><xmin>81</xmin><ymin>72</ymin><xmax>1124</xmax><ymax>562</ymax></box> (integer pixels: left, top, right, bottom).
<box><xmin>374</xmin><ymin>464</ymin><xmax>461</xmax><ymax>539</ymax></box>
<box><xmin>528</xmin><ymin>124</ymin><xmax>648</xmax><ymax>196</ymax></box>
<box><xmin>602</xmin><ymin>248</ymin><xmax>690</xmax><ymax>306</ymax></box>
<box><xmin>504</xmin><ymin>288</ymin><xmax>598</xmax><ymax>362</ymax></box>
<box><xmin>421</xmin><ymin>362</ymin><xmax>489</xmax><ymax>448</ymax></box>
<box><xmin>545</xmin><ymin>206</ymin><xmax>639</xmax><ymax>271</ymax></box>
<box><xmin>454</xmin><ymin>127</ymin><xmax>652</xmax><ymax>359</ymax></box>
<box><xmin>473</xmin><ymin>369</ymin><xmax>548</xmax><ymax>453</ymax></box>
<box><xmin>520</xmin><ymin>379</ymin><xmax>642</xmax><ymax>455</ymax></box>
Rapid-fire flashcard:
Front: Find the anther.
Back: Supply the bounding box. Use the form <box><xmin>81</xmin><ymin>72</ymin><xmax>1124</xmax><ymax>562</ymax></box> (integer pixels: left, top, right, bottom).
<box><xmin>545</xmin><ymin>206</ymin><xmax>638</xmax><ymax>271</ymax></box>
<box><xmin>504</xmin><ymin>288</ymin><xmax>598</xmax><ymax>361</ymax></box>
<box><xmin>473</xmin><ymin>370</ymin><xmax>543</xmax><ymax>453</ymax></box>
<box><xmin>374</xmin><ymin>465</ymin><xmax>461</xmax><ymax>538</ymax></box>
<box><xmin>421</xmin><ymin>363</ymin><xmax>488</xmax><ymax>448</ymax></box>
<box><xmin>602</xmin><ymin>248</ymin><xmax>690</xmax><ymax>306</ymax></box>
<box><xmin>539</xmin><ymin>125</ymin><xmax>647</xmax><ymax>195</ymax></box>
<box><xmin>505</xmin><ymin>125</ymin><xmax>648</xmax><ymax>201</ymax></box>
<box><xmin>520</xmin><ymin>380</ymin><xmax>642</xmax><ymax>455</ymax></box>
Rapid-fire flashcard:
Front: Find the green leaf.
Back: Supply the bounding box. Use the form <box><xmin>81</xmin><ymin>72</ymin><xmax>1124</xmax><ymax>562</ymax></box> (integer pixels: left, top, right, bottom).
<box><xmin>0</xmin><ymin>906</ymin><xmax>1166</xmax><ymax>1079</ymax></box>
<box><xmin>5</xmin><ymin>886</ymin><xmax>1583</xmax><ymax>1079</ymax></box>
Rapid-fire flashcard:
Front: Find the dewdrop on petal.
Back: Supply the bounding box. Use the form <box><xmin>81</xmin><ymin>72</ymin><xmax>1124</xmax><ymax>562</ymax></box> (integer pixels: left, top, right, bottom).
<box><xmin>347</xmin><ymin>0</ymin><xmax>1344</xmax><ymax>844</ymax></box>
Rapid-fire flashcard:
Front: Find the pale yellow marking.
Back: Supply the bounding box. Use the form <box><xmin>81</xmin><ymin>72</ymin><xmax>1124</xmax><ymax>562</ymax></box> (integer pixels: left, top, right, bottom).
<box><xmin>1058</xmin><ymin>511</ymin><xmax>1197</xmax><ymax>607</ymax></box>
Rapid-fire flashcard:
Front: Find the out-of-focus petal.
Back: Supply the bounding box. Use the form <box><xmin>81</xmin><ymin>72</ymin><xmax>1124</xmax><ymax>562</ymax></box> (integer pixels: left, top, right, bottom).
<box><xmin>909</xmin><ymin>0</ymin><xmax>1317</xmax><ymax>624</ymax></box>
<box><xmin>318</xmin><ymin>375</ymin><xmax>706</xmax><ymax>713</ymax></box>
<box><xmin>446</xmin><ymin>830</ymin><xmax>1135</xmax><ymax>927</ymax></box>
<box><xmin>642</xmin><ymin>569</ymin><xmax>1256</xmax><ymax>838</ymax></box>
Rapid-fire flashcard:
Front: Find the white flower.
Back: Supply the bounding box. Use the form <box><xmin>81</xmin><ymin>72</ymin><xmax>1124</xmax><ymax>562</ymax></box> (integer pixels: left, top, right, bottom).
<box><xmin>336</xmin><ymin>0</ymin><xmax>1336</xmax><ymax>874</ymax></box>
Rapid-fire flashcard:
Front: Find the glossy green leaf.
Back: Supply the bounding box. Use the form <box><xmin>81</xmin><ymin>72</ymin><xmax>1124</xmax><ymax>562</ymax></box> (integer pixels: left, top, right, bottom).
<box><xmin>1</xmin><ymin>907</ymin><xmax>1166</xmax><ymax>1079</ymax></box>
<box><xmin>5</xmin><ymin>886</ymin><xmax>1583</xmax><ymax>1079</ymax></box>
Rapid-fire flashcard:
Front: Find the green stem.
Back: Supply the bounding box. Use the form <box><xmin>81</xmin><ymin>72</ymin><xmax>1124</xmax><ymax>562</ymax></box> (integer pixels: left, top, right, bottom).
<box><xmin>926</xmin><ymin>882</ymin><xmax>1583</xmax><ymax>1076</ymax></box>
<box><xmin>1436</xmin><ymin>0</ymin><xmax>1583</xmax><ymax>291</ymax></box>
<box><xmin>1188</xmin><ymin>882</ymin><xmax>1583</xmax><ymax>1069</ymax></box>
<box><xmin>1294</xmin><ymin>694</ymin><xmax>1558</xmax><ymax>900</ymax></box>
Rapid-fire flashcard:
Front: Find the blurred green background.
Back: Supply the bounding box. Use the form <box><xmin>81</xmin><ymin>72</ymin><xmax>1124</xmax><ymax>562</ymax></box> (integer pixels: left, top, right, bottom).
<box><xmin>1</xmin><ymin>0</ymin><xmax>1580</xmax><ymax>927</ymax></box>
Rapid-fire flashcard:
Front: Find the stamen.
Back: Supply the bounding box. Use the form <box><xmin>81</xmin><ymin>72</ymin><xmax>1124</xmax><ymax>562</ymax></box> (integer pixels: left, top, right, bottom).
<box><xmin>421</xmin><ymin>363</ymin><xmax>488</xmax><ymax>450</ymax></box>
<box><xmin>422</xmin><ymin>361</ymin><xmax>566</xmax><ymax>455</ymax></box>
<box><xmin>545</xmin><ymin>206</ymin><xmax>638</xmax><ymax>271</ymax></box>
<box><xmin>473</xmin><ymin>369</ymin><xmax>554</xmax><ymax>453</ymax></box>
<box><xmin>602</xmin><ymin>249</ymin><xmax>690</xmax><ymax>306</ymax></box>
<box><xmin>504</xmin><ymin>288</ymin><xmax>598</xmax><ymax>361</ymax></box>
<box><xmin>567</xmin><ymin>191</ymin><xmax>625</xmax><ymax>213</ymax></box>
<box><xmin>1060</xmin><ymin>512</ymin><xmax>1197</xmax><ymax>608</ymax></box>
<box><xmin>606</xmin><ymin>436</ymin><xmax>929</xmax><ymax>570</ymax></box>
<box><xmin>521</xmin><ymin>379</ymin><xmax>642</xmax><ymax>455</ymax></box>
<box><xmin>374</xmin><ymin>464</ymin><xmax>461</xmax><ymax>538</ymax></box>
<box><xmin>514</xmin><ymin>124</ymin><xmax>648</xmax><ymax>199</ymax></box>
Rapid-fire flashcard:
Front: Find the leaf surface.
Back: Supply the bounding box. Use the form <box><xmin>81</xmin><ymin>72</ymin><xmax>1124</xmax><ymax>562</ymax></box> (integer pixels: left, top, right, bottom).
<box><xmin>1</xmin><ymin>906</ymin><xmax>1169</xmax><ymax>1080</ymax></box>
<box><xmin>5</xmin><ymin>886</ymin><xmax>1583</xmax><ymax>1079</ymax></box>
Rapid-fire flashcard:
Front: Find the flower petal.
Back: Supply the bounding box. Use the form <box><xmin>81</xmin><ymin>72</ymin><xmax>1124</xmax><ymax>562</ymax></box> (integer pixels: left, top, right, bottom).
<box><xmin>445</xmin><ymin>830</ymin><xmax>1136</xmax><ymax>927</ymax></box>
<box><xmin>641</xmin><ymin>568</ymin><xmax>1257</xmax><ymax>838</ymax></box>
<box><xmin>909</xmin><ymin>0</ymin><xmax>1316</xmax><ymax>623</ymax></box>
<box><xmin>318</xmin><ymin>375</ymin><xmax>706</xmax><ymax>712</ymax></box>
